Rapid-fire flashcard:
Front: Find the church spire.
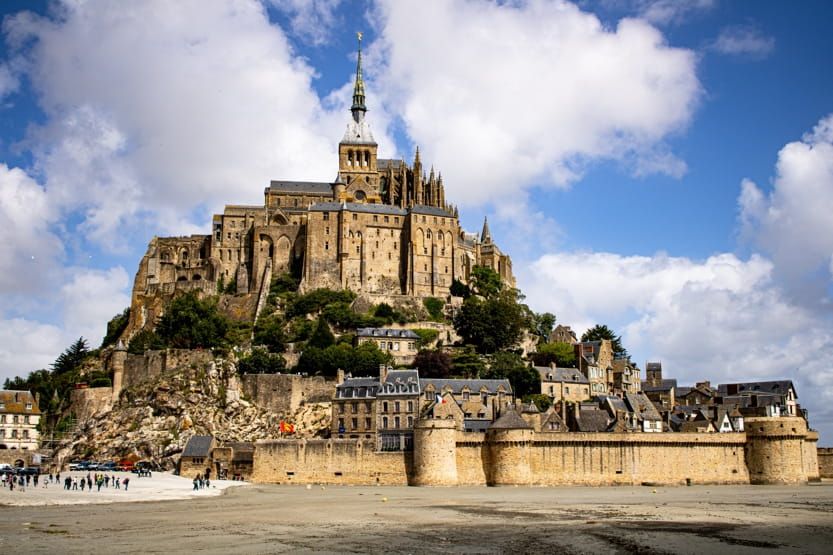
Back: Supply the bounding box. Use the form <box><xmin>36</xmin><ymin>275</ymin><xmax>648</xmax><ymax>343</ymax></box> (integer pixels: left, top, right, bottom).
<box><xmin>351</xmin><ymin>32</ymin><xmax>367</xmax><ymax>123</ymax></box>
<box><xmin>481</xmin><ymin>217</ymin><xmax>492</xmax><ymax>244</ymax></box>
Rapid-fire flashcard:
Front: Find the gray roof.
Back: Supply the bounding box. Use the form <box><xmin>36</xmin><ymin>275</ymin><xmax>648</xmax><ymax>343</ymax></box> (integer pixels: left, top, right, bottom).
<box><xmin>336</xmin><ymin>377</ymin><xmax>380</xmax><ymax>398</ymax></box>
<box><xmin>269</xmin><ymin>180</ymin><xmax>333</xmax><ymax>194</ymax></box>
<box><xmin>182</xmin><ymin>435</ymin><xmax>214</xmax><ymax>458</ymax></box>
<box><xmin>377</xmin><ymin>159</ymin><xmax>404</xmax><ymax>170</ymax></box>
<box><xmin>599</xmin><ymin>395</ymin><xmax>629</xmax><ymax>414</ymax></box>
<box><xmin>357</xmin><ymin>327</ymin><xmax>420</xmax><ymax>339</ymax></box>
<box><xmin>411</xmin><ymin>204</ymin><xmax>453</xmax><ymax>217</ymax></box>
<box><xmin>378</xmin><ymin>370</ymin><xmax>420</xmax><ymax>397</ymax></box>
<box><xmin>535</xmin><ymin>366</ymin><xmax>588</xmax><ymax>384</ymax></box>
<box><xmin>624</xmin><ymin>392</ymin><xmax>661</xmax><ymax>421</ymax></box>
<box><xmin>641</xmin><ymin>379</ymin><xmax>677</xmax><ymax>392</ymax></box>
<box><xmin>717</xmin><ymin>380</ymin><xmax>795</xmax><ymax>397</ymax></box>
<box><xmin>464</xmin><ymin>419</ymin><xmax>491</xmax><ymax>432</ymax></box>
<box><xmin>310</xmin><ymin>201</ymin><xmax>408</xmax><ymax>216</ymax></box>
<box><xmin>421</xmin><ymin>378</ymin><xmax>512</xmax><ymax>395</ymax></box>
<box><xmin>489</xmin><ymin>409</ymin><xmax>532</xmax><ymax>430</ymax></box>
<box><xmin>576</xmin><ymin>409</ymin><xmax>611</xmax><ymax>432</ymax></box>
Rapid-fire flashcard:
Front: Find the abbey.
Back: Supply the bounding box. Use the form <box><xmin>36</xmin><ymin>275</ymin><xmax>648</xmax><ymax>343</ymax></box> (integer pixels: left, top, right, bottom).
<box><xmin>126</xmin><ymin>37</ymin><xmax>512</xmax><ymax>334</ymax></box>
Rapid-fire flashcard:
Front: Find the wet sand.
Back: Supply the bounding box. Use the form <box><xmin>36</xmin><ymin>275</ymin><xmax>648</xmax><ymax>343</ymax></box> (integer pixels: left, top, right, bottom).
<box><xmin>2</xmin><ymin>480</ymin><xmax>833</xmax><ymax>554</ymax></box>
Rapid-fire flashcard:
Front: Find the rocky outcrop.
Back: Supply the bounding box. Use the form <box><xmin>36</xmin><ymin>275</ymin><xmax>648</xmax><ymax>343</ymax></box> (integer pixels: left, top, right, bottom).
<box><xmin>57</xmin><ymin>353</ymin><xmax>331</xmax><ymax>470</ymax></box>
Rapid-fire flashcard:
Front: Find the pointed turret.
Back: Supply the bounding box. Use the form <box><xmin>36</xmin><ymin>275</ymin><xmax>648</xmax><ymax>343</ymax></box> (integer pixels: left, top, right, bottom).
<box><xmin>350</xmin><ymin>31</ymin><xmax>367</xmax><ymax>123</ymax></box>
<box><xmin>481</xmin><ymin>217</ymin><xmax>492</xmax><ymax>244</ymax></box>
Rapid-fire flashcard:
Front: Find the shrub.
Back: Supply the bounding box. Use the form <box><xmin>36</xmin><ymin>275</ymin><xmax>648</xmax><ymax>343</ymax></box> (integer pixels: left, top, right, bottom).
<box><xmin>423</xmin><ymin>297</ymin><xmax>445</xmax><ymax>321</ymax></box>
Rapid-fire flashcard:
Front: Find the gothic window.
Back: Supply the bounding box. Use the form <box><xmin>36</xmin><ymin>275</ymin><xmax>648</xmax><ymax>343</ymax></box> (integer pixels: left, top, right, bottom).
<box><xmin>427</xmin><ymin>230</ymin><xmax>432</xmax><ymax>239</ymax></box>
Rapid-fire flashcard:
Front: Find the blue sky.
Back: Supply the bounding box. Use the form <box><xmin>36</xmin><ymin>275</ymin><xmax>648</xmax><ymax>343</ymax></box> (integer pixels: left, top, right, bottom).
<box><xmin>1</xmin><ymin>1</ymin><xmax>832</xmax><ymax>442</ymax></box>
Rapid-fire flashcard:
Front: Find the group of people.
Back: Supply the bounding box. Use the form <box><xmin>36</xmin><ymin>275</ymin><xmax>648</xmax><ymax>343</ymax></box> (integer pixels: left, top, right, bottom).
<box><xmin>1</xmin><ymin>471</ymin><xmax>39</xmax><ymax>491</ymax></box>
<box><xmin>192</xmin><ymin>470</ymin><xmax>211</xmax><ymax>490</ymax></box>
<box><xmin>61</xmin><ymin>472</ymin><xmax>130</xmax><ymax>492</ymax></box>
<box><xmin>0</xmin><ymin>470</ymin><xmax>130</xmax><ymax>493</ymax></box>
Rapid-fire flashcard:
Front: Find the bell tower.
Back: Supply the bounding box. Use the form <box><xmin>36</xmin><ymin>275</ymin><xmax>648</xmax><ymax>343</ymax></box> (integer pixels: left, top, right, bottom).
<box><xmin>338</xmin><ymin>32</ymin><xmax>380</xmax><ymax>203</ymax></box>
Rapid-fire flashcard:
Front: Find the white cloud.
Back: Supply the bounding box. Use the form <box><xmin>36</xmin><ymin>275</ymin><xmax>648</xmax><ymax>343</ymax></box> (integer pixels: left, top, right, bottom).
<box><xmin>4</xmin><ymin>0</ymin><xmax>372</xmax><ymax>244</ymax></box>
<box><xmin>373</xmin><ymin>0</ymin><xmax>701</xmax><ymax>206</ymax></box>
<box><xmin>269</xmin><ymin>0</ymin><xmax>343</xmax><ymax>46</ymax></box>
<box><xmin>0</xmin><ymin>63</ymin><xmax>19</xmax><ymax>101</ymax></box>
<box><xmin>739</xmin><ymin>113</ymin><xmax>833</xmax><ymax>305</ymax></box>
<box><xmin>710</xmin><ymin>24</ymin><xmax>775</xmax><ymax>58</ymax></box>
<box><xmin>0</xmin><ymin>164</ymin><xmax>63</xmax><ymax>295</ymax></box>
<box><xmin>0</xmin><ymin>318</ymin><xmax>66</xmax><ymax>377</ymax></box>
<box><xmin>60</xmin><ymin>266</ymin><xmax>131</xmax><ymax>346</ymax></box>
<box><xmin>633</xmin><ymin>0</ymin><xmax>715</xmax><ymax>26</ymax></box>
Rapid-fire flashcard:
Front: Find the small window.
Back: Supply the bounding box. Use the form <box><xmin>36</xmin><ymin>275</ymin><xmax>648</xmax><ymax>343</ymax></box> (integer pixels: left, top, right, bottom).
<box><xmin>325</xmin><ymin>241</ymin><xmax>329</xmax><ymax>250</ymax></box>
<box><xmin>373</xmin><ymin>215</ymin><xmax>378</xmax><ymax>222</ymax></box>
<box><xmin>384</xmin><ymin>216</ymin><xmax>389</xmax><ymax>223</ymax></box>
<box><xmin>352</xmin><ymin>213</ymin><xmax>357</xmax><ymax>221</ymax></box>
<box><xmin>323</xmin><ymin>212</ymin><xmax>329</xmax><ymax>221</ymax></box>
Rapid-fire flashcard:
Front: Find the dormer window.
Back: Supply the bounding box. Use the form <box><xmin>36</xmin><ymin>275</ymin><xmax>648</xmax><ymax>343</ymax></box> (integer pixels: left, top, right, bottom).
<box><xmin>25</xmin><ymin>403</ymin><xmax>32</xmax><ymax>411</ymax></box>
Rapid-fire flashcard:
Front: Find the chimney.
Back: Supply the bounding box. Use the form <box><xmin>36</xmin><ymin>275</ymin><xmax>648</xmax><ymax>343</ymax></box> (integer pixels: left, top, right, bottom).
<box><xmin>336</xmin><ymin>368</ymin><xmax>345</xmax><ymax>385</ymax></box>
<box><xmin>549</xmin><ymin>362</ymin><xmax>556</xmax><ymax>370</ymax></box>
<box><xmin>379</xmin><ymin>364</ymin><xmax>388</xmax><ymax>382</ymax></box>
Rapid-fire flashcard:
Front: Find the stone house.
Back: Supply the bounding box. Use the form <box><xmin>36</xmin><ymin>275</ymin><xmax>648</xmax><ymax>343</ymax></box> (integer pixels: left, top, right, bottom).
<box><xmin>676</xmin><ymin>381</ymin><xmax>715</xmax><ymax>406</ymax></box>
<box><xmin>179</xmin><ymin>435</ymin><xmax>215</xmax><ymax>478</ymax></box>
<box><xmin>536</xmin><ymin>364</ymin><xmax>590</xmax><ymax>403</ymax></box>
<box><xmin>575</xmin><ymin>340</ymin><xmax>613</xmax><ymax>396</ymax></box>
<box><xmin>623</xmin><ymin>392</ymin><xmax>662</xmax><ymax>432</ymax></box>
<box><xmin>611</xmin><ymin>359</ymin><xmax>641</xmax><ymax>395</ymax></box>
<box><xmin>376</xmin><ymin>368</ymin><xmax>420</xmax><ymax>451</ymax></box>
<box><xmin>420</xmin><ymin>378</ymin><xmax>512</xmax><ymax>431</ymax></box>
<box><xmin>331</xmin><ymin>376</ymin><xmax>378</xmax><ymax>440</ymax></box>
<box><xmin>356</xmin><ymin>327</ymin><xmax>419</xmax><ymax>365</ymax></box>
<box><xmin>549</xmin><ymin>324</ymin><xmax>577</xmax><ymax>344</ymax></box>
<box><xmin>0</xmin><ymin>390</ymin><xmax>40</xmax><ymax>450</ymax></box>
<box><xmin>718</xmin><ymin>381</ymin><xmax>799</xmax><ymax>417</ymax></box>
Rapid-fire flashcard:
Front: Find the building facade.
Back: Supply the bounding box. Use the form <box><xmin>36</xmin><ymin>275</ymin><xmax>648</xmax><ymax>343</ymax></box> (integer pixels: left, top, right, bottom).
<box><xmin>0</xmin><ymin>390</ymin><xmax>41</xmax><ymax>450</ymax></box>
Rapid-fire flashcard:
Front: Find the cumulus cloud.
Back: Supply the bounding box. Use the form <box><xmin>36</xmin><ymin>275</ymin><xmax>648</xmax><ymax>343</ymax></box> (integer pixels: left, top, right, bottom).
<box><xmin>60</xmin><ymin>266</ymin><xmax>131</xmax><ymax>345</ymax></box>
<box><xmin>0</xmin><ymin>163</ymin><xmax>63</xmax><ymax>295</ymax></box>
<box><xmin>0</xmin><ymin>63</ymin><xmax>19</xmax><ymax>102</ymax></box>
<box><xmin>739</xmin><ymin>113</ymin><xmax>833</xmax><ymax>305</ymax></box>
<box><xmin>269</xmin><ymin>0</ymin><xmax>343</xmax><ymax>46</ymax></box>
<box><xmin>372</xmin><ymin>0</ymin><xmax>701</xmax><ymax>206</ymax></box>
<box><xmin>0</xmin><ymin>318</ymin><xmax>66</xmax><ymax>375</ymax></box>
<box><xmin>710</xmin><ymin>24</ymin><xmax>775</xmax><ymax>58</ymax></box>
<box><xmin>3</xmin><ymin>0</ymin><xmax>372</xmax><ymax>244</ymax></box>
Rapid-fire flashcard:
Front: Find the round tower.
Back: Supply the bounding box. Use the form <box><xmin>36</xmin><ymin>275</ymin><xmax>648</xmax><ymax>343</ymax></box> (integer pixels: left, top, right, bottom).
<box><xmin>744</xmin><ymin>416</ymin><xmax>808</xmax><ymax>484</ymax></box>
<box><xmin>486</xmin><ymin>409</ymin><xmax>533</xmax><ymax>486</ymax></box>
<box><xmin>110</xmin><ymin>340</ymin><xmax>128</xmax><ymax>403</ymax></box>
<box><xmin>411</xmin><ymin>417</ymin><xmax>458</xmax><ymax>486</ymax></box>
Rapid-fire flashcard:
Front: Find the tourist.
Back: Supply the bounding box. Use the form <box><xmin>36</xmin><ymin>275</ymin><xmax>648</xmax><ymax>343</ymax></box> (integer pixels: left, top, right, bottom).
<box><xmin>123</xmin><ymin>477</ymin><xmax>129</xmax><ymax>491</ymax></box>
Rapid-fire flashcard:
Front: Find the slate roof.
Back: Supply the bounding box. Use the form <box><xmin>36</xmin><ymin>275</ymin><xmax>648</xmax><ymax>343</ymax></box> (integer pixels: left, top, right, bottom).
<box><xmin>309</xmin><ymin>201</ymin><xmax>408</xmax><ymax>216</ymax></box>
<box><xmin>717</xmin><ymin>380</ymin><xmax>796</xmax><ymax>397</ymax></box>
<box><xmin>357</xmin><ymin>328</ymin><xmax>419</xmax><ymax>339</ymax></box>
<box><xmin>0</xmin><ymin>390</ymin><xmax>41</xmax><ymax>415</ymax></box>
<box><xmin>535</xmin><ymin>366</ymin><xmax>589</xmax><ymax>384</ymax></box>
<box><xmin>269</xmin><ymin>180</ymin><xmax>333</xmax><ymax>194</ymax></box>
<box><xmin>422</xmin><ymin>378</ymin><xmax>512</xmax><ymax>395</ymax></box>
<box><xmin>411</xmin><ymin>204</ymin><xmax>453</xmax><ymax>217</ymax></box>
<box><xmin>624</xmin><ymin>392</ymin><xmax>662</xmax><ymax>421</ymax></box>
<box><xmin>378</xmin><ymin>370</ymin><xmax>420</xmax><ymax>396</ymax></box>
<box><xmin>488</xmin><ymin>409</ymin><xmax>532</xmax><ymax>430</ymax></box>
<box><xmin>641</xmin><ymin>379</ymin><xmax>678</xmax><ymax>393</ymax></box>
<box><xmin>182</xmin><ymin>435</ymin><xmax>214</xmax><ymax>458</ymax></box>
<box><xmin>335</xmin><ymin>377</ymin><xmax>380</xmax><ymax>398</ymax></box>
<box><xmin>377</xmin><ymin>159</ymin><xmax>404</xmax><ymax>170</ymax></box>
<box><xmin>576</xmin><ymin>409</ymin><xmax>611</xmax><ymax>432</ymax></box>
<box><xmin>464</xmin><ymin>420</ymin><xmax>491</xmax><ymax>432</ymax></box>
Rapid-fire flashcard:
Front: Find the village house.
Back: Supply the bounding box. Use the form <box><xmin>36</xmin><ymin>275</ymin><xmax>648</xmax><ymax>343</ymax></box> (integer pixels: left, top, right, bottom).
<box><xmin>0</xmin><ymin>390</ymin><xmax>40</xmax><ymax>450</ymax></box>
<box><xmin>355</xmin><ymin>327</ymin><xmax>420</xmax><ymax>365</ymax></box>
<box><xmin>535</xmin><ymin>364</ymin><xmax>590</xmax><ymax>403</ymax></box>
<box><xmin>718</xmin><ymin>380</ymin><xmax>799</xmax><ymax>417</ymax></box>
<box><xmin>575</xmin><ymin>339</ymin><xmax>614</xmax><ymax>396</ymax></box>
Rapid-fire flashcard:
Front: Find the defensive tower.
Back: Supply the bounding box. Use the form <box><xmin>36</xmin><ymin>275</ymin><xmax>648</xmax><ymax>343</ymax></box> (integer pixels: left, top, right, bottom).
<box><xmin>411</xmin><ymin>417</ymin><xmax>458</xmax><ymax>486</ymax></box>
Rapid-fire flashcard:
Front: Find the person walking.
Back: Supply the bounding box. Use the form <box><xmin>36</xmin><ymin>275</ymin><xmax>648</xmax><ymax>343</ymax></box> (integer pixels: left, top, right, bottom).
<box><xmin>123</xmin><ymin>477</ymin><xmax>129</xmax><ymax>491</ymax></box>
<box><xmin>80</xmin><ymin>478</ymin><xmax>85</xmax><ymax>491</ymax></box>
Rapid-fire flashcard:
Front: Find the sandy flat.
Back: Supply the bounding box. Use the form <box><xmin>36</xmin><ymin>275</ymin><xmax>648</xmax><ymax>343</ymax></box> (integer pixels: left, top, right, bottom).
<box><xmin>0</xmin><ymin>471</ymin><xmax>244</xmax><ymax>506</ymax></box>
<box><xmin>1</xmin><ymin>481</ymin><xmax>833</xmax><ymax>554</ymax></box>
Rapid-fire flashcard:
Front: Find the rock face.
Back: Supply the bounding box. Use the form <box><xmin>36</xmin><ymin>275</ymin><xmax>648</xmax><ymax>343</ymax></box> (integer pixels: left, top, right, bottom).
<box><xmin>57</xmin><ymin>353</ymin><xmax>331</xmax><ymax>470</ymax></box>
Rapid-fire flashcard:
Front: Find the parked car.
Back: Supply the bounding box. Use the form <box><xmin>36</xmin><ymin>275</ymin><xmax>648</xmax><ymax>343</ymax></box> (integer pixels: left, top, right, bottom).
<box><xmin>16</xmin><ymin>467</ymin><xmax>40</xmax><ymax>476</ymax></box>
<box><xmin>117</xmin><ymin>460</ymin><xmax>135</xmax><ymax>472</ymax></box>
<box><xmin>99</xmin><ymin>461</ymin><xmax>118</xmax><ymax>472</ymax></box>
<box><xmin>68</xmin><ymin>461</ymin><xmax>87</xmax><ymax>471</ymax></box>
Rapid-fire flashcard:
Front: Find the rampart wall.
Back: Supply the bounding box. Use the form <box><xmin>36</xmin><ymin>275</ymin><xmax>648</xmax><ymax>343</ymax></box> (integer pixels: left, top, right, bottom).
<box><xmin>69</xmin><ymin>387</ymin><xmax>113</xmax><ymax>421</ymax></box>
<box><xmin>240</xmin><ymin>374</ymin><xmax>335</xmax><ymax>414</ymax></box>
<box><xmin>122</xmin><ymin>349</ymin><xmax>215</xmax><ymax>390</ymax></box>
<box><xmin>819</xmin><ymin>447</ymin><xmax>833</xmax><ymax>479</ymax></box>
<box><xmin>253</xmin><ymin>431</ymin><xmax>755</xmax><ymax>486</ymax></box>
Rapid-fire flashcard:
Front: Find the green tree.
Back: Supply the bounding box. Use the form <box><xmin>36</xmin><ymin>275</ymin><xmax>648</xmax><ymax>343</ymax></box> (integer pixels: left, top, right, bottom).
<box><xmin>52</xmin><ymin>338</ymin><xmax>90</xmax><ymax>375</ymax></box>
<box><xmin>581</xmin><ymin>324</ymin><xmax>628</xmax><ymax>359</ymax></box>
<box><xmin>482</xmin><ymin>353</ymin><xmax>540</xmax><ymax>398</ymax></box>
<box><xmin>450</xmin><ymin>278</ymin><xmax>470</xmax><ymax>298</ymax></box>
<box><xmin>453</xmin><ymin>289</ymin><xmax>527</xmax><ymax>354</ymax></box>
<box><xmin>450</xmin><ymin>347</ymin><xmax>485</xmax><ymax>379</ymax></box>
<box><xmin>532</xmin><ymin>342</ymin><xmax>576</xmax><ymax>368</ymax></box>
<box><xmin>101</xmin><ymin>308</ymin><xmax>130</xmax><ymax>348</ymax></box>
<box><xmin>238</xmin><ymin>348</ymin><xmax>286</xmax><ymax>374</ymax></box>
<box><xmin>308</xmin><ymin>316</ymin><xmax>336</xmax><ymax>349</ymax></box>
<box><xmin>531</xmin><ymin>312</ymin><xmax>556</xmax><ymax>344</ymax></box>
<box><xmin>286</xmin><ymin>288</ymin><xmax>356</xmax><ymax>318</ymax></box>
<box><xmin>422</xmin><ymin>297</ymin><xmax>445</xmax><ymax>321</ymax></box>
<box><xmin>155</xmin><ymin>292</ymin><xmax>229</xmax><ymax>349</ymax></box>
<box><xmin>252</xmin><ymin>313</ymin><xmax>286</xmax><ymax>353</ymax></box>
<box><xmin>127</xmin><ymin>329</ymin><xmax>165</xmax><ymax>354</ymax></box>
<box><xmin>470</xmin><ymin>266</ymin><xmax>503</xmax><ymax>299</ymax></box>
<box><xmin>413</xmin><ymin>349</ymin><xmax>452</xmax><ymax>379</ymax></box>
<box><xmin>412</xmin><ymin>328</ymin><xmax>439</xmax><ymax>348</ymax></box>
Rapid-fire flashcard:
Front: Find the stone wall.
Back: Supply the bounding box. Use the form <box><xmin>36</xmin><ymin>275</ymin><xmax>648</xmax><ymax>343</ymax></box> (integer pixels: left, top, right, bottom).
<box><xmin>69</xmin><ymin>387</ymin><xmax>113</xmax><ymax>422</ymax></box>
<box><xmin>252</xmin><ymin>430</ymin><xmax>754</xmax><ymax>486</ymax></box>
<box><xmin>122</xmin><ymin>349</ymin><xmax>215</xmax><ymax>391</ymax></box>
<box><xmin>251</xmin><ymin>438</ymin><xmax>410</xmax><ymax>485</ymax></box>
<box><xmin>240</xmin><ymin>373</ymin><xmax>335</xmax><ymax>414</ymax></box>
<box><xmin>819</xmin><ymin>447</ymin><xmax>833</xmax><ymax>479</ymax></box>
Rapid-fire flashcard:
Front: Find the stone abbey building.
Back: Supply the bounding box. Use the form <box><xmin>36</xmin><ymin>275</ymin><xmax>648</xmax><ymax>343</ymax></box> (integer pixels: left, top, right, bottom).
<box><xmin>126</xmin><ymin>37</ymin><xmax>513</xmax><ymax>334</ymax></box>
